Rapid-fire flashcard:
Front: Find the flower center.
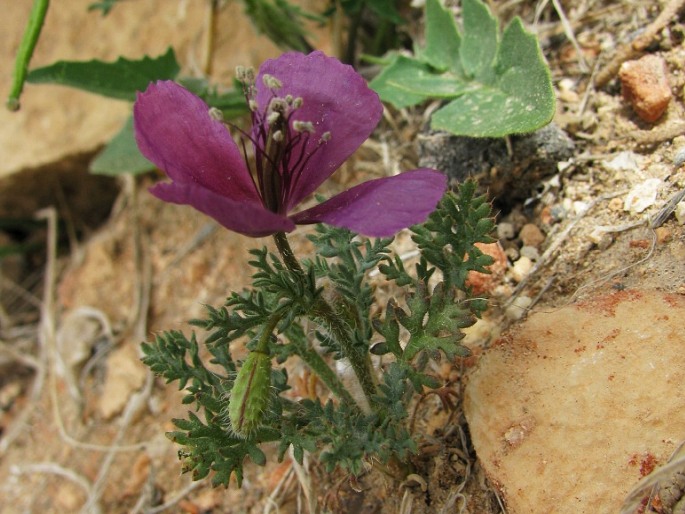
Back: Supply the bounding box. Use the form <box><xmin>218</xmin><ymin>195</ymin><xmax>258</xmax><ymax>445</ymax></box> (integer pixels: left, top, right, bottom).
<box><xmin>235</xmin><ymin>67</ymin><xmax>331</xmax><ymax>214</ymax></box>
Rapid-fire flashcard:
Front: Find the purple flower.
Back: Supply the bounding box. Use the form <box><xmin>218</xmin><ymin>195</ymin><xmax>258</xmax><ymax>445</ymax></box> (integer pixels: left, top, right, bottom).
<box><xmin>134</xmin><ymin>51</ymin><xmax>446</xmax><ymax>238</ymax></box>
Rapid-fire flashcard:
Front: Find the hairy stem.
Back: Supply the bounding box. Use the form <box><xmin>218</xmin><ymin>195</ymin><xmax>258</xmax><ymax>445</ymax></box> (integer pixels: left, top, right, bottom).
<box><xmin>260</xmin><ymin>310</ymin><xmax>356</xmax><ymax>406</ymax></box>
<box><xmin>272</xmin><ymin>232</ymin><xmax>378</xmax><ymax>407</ymax></box>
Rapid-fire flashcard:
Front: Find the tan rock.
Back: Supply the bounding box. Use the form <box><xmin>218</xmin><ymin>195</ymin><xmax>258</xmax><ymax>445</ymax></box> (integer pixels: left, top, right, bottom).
<box><xmin>619</xmin><ymin>55</ymin><xmax>672</xmax><ymax>122</ymax></box>
<box><xmin>518</xmin><ymin>223</ymin><xmax>545</xmax><ymax>248</ymax></box>
<box><xmin>464</xmin><ymin>290</ymin><xmax>685</xmax><ymax>513</ymax></box>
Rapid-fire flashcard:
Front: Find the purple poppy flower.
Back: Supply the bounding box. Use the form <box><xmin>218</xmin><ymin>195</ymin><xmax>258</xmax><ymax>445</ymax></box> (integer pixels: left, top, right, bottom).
<box><xmin>134</xmin><ymin>51</ymin><xmax>446</xmax><ymax>238</ymax></box>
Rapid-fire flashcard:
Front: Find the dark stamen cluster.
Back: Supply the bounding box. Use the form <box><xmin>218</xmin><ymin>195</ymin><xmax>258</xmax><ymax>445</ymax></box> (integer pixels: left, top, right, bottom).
<box><xmin>232</xmin><ymin>67</ymin><xmax>332</xmax><ymax>214</ymax></box>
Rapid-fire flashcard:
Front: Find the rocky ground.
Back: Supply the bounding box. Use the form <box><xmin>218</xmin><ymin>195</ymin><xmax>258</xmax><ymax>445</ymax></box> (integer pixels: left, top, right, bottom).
<box><xmin>1</xmin><ymin>1</ymin><xmax>684</xmax><ymax>513</ymax></box>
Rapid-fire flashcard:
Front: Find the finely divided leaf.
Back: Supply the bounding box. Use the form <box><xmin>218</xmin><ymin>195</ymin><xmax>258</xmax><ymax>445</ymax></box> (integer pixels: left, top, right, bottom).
<box><xmin>26</xmin><ymin>48</ymin><xmax>179</xmax><ymax>101</ymax></box>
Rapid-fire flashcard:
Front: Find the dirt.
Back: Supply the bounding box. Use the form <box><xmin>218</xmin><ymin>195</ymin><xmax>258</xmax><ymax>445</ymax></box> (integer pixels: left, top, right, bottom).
<box><xmin>1</xmin><ymin>1</ymin><xmax>685</xmax><ymax>513</ymax></box>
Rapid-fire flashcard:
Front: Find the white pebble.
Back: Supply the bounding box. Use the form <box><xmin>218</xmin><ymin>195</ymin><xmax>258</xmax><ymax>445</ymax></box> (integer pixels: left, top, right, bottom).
<box><xmin>520</xmin><ymin>246</ymin><xmax>540</xmax><ymax>261</ymax></box>
<box><xmin>624</xmin><ymin>178</ymin><xmax>662</xmax><ymax>214</ymax></box>
<box><xmin>497</xmin><ymin>222</ymin><xmax>515</xmax><ymax>240</ymax></box>
<box><xmin>505</xmin><ymin>296</ymin><xmax>533</xmax><ymax>321</ymax></box>
<box><xmin>675</xmin><ymin>201</ymin><xmax>685</xmax><ymax>225</ymax></box>
<box><xmin>511</xmin><ymin>256</ymin><xmax>533</xmax><ymax>283</ymax></box>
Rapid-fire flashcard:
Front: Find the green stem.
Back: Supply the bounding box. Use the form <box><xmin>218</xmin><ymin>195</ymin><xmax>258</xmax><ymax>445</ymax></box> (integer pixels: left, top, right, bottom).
<box><xmin>273</xmin><ymin>232</ymin><xmax>303</xmax><ymax>276</ymax></box>
<box><xmin>7</xmin><ymin>0</ymin><xmax>50</xmax><ymax>111</ymax></box>
<box><xmin>256</xmin><ymin>314</ymin><xmax>282</xmax><ymax>353</ymax></box>
<box><xmin>290</xmin><ymin>337</ymin><xmax>358</xmax><ymax>408</ymax></box>
<box><xmin>272</xmin><ymin>232</ymin><xmax>378</xmax><ymax>407</ymax></box>
<box><xmin>309</xmin><ymin>297</ymin><xmax>378</xmax><ymax>404</ymax></box>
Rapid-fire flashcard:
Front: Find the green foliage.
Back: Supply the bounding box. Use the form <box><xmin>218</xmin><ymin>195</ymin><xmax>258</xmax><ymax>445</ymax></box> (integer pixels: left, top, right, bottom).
<box><xmin>242</xmin><ymin>0</ymin><xmax>319</xmax><ymax>52</ymax></box>
<box><xmin>7</xmin><ymin>0</ymin><xmax>49</xmax><ymax>110</ymax></box>
<box><xmin>89</xmin><ymin>117</ymin><xmax>153</xmax><ymax>175</ymax></box>
<box><xmin>307</xmin><ymin>226</ymin><xmax>393</xmax><ymax>357</ymax></box>
<box><xmin>88</xmin><ymin>0</ymin><xmax>123</xmax><ymax>16</ymax></box>
<box><xmin>412</xmin><ymin>181</ymin><xmax>496</xmax><ymax>294</ymax></box>
<box><xmin>369</xmin><ymin>0</ymin><xmax>555</xmax><ymax>137</ymax></box>
<box><xmin>26</xmin><ymin>48</ymin><xmax>180</xmax><ymax>101</ymax></box>
<box><xmin>340</xmin><ymin>0</ymin><xmax>404</xmax><ymax>25</ymax></box>
<box><xmin>143</xmin><ymin>181</ymin><xmax>495</xmax><ymax>487</ymax></box>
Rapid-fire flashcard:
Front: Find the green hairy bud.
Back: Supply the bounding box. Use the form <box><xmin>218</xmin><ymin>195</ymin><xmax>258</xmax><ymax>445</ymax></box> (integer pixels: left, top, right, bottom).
<box><xmin>228</xmin><ymin>350</ymin><xmax>271</xmax><ymax>437</ymax></box>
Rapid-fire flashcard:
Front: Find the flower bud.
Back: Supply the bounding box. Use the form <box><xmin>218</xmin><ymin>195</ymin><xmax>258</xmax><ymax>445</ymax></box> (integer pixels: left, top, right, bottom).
<box><xmin>228</xmin><ymin>350</ymin><xmax>271</xmax><ymax>437</ymax></box>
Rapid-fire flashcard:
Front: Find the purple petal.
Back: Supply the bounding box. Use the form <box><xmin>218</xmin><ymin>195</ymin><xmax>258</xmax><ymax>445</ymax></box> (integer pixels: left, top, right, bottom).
<box><xmin>255</xmin><ymin>52</ymin><xmax>383</xmax><ymax>210</ymax></box>
<box><xmin>290</xmin><ymin>169</ymin><xmax>447</xmax><ymax>237</ymax></box>
<box><xmin>134</xmin><ymin>81</ymin><xmax>260</xmax><ymax>204</ymax></box>
<box><xmin>151</xmin><ymin>182</ymin><xmax>295</xmax><ymax>238</ymax></box>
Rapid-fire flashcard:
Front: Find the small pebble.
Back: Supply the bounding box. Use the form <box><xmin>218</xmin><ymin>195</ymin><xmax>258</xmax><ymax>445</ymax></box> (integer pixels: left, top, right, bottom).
<box><xmin>619</xmin><ymin>54</ymin><xmax>672</xmax><ymax>122</ymax></box>
<box><xmin>674</xmin><ymin>148</ymin><xmax>685</xmax><ymax>169</ymax></box>
<box><xmin>573</xmin><ymin>201</ymin><xmax>589</xmax><ymax>216</ymax></box>
<box><xmin>504</xmin><ymin>295</ymin><xmax>533</xmax><ymax>321</ymax></box>
<box><xmin>608</xmin><ymin>197</ymin><xmax>623</xmax><ymax>211</ymax></box>
<box><xmin>519</xmin><ymin>224</ymin><xmax>545</xmax><ymax>248</ymax></box>
<box><xmin>504</xmin><ymin>247</ymin><xmax>520</xmax><ymax>262</ymax></box>
<box><xmin>549</xmin><ymin>204</ymin><xmax>567</xmax><ymax>223</ymax></box>
<box><xmin>675</xmin><ymin>201</ymin><xmax>685</xmax><ymax>225</ymax></box>
<box><xmin>589</xmin><ymin>229</ymin><xmax>614</xmax><ymax>250</ymax></box>
<box><xmin>511</xmin><ymin>256</ymin><xmax>533</xmax><ymax>283</ymax></box>
<box><xmin>655</xmin><ymin>227</ymin><xmax>672</xmax><ymax>244</ymax></box>
<box><xmin>497</xmin><ymin>222</ymin><xmax>515</xmax><ymax>240</ymax></box>
<box><xmin>624</xmin><ymin>178</ymin><xmax>661</xmax><ymax>214</ymax></box>
<box><xmin>519</xmin><ymin>245</ymin><xmax>540</xmax><ymax>261</ymax></box>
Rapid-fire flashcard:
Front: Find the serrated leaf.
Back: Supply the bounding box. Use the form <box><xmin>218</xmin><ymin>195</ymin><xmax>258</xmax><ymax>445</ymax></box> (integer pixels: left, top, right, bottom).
<box><xmin>394</xmin><ymin>282</ymin><xmax>473</xmax><ymax>362</ymax></box>
<box><xmin>90</xmin><ymin>116</ymin><xmax>154</xmax><ymax>175</ymax></box>
<box><xmin>26</xmin><ymin>48</ymin><xmax>179</xmax><ymax>101</ymax></box>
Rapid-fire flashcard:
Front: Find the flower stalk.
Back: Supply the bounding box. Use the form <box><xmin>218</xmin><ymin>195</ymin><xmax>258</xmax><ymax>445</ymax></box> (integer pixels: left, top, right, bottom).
<box><xmin>273</xmin><ymin>231</ymin><xmax>378</xmax><ymax>408</ymax></box>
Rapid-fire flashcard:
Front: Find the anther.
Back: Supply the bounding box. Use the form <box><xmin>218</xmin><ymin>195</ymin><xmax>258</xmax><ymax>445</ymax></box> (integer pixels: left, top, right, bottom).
<box><xmin>235</xmin><ymin>66</ymin><xmax>255</xmax><ymax>84</ymax></box>
<box><xmin>268</xmin><ymin>98</ymin><xmax>288</xmax><ymax>114</ymax></box>
<box><xmin>272</xmin><ymin>130</ymin><xmax>284</xmax><ymax>142</ymax></box>
<box><xmin>267</xmin><ymin>112</ymin><xmax>280</xmax><ymax>125</ymax></box>
<box><xmin>262</xmin><ymin>74</ymin><xmax>283</xmax><ymax>89</ymax></box>
<box><xmin>320</xmin><ymin>131</ymin><xmax>332</xmax><ymax>142</ymax></box>
<box><xmin>208</xmin><ymin>107</ymin><xmax>224</xmax><ymax>121</ymax></box>
<box><xmin>292</xmin><ymin>97</ymin><xmax>303</xmax><ymax>109</ymax></box>
<box><xmin>293</xmin><ymin>120</ymin><xmax>315</xmax><ymax>133</ymax></box>
<box><xmin>248</xmin><ymin>99</ymin><xmax>259</xmax><ymax>112</ymax></box>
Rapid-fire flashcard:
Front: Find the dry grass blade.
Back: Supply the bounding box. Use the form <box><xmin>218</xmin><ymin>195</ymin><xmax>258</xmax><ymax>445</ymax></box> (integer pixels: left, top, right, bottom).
<box><xmin>621</xmin><ymin>441</ymin><xmax>685</xmax><ymax>513</ymax></box>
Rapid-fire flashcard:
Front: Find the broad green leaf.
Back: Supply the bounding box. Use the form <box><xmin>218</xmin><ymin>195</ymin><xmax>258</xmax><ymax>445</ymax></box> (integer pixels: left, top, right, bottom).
<box><xmin>370</xmin><ymin>0</ymin><xmax>554</xmax><ymax>137</ymax></box>
<box><xmin>26</xmin><ymin>48</ymin><xmax>179</xmax><ymax>101</ymax></box>
<box><xmin>90</xmin><ymin>117</ymin><xmax>154</xmax><ymax>176</ymax></box>
<box><xmin>382</xmin><ymin>67</ymin><xmax>479</xmax><ymax>98</ymax></box>
<box><xmin>369</xmin><ymin>55</ymin><xmax>430</xmax><ymax>108</ymax></box>
<box><xmin>432</xmin><ymin>18</ymin><xmax>554</xmax><ymax>137</ymax></box>
<box><xmin>418</xmin><ymin>0</ymin><xmax>462</xmax><ymax>74</ymax></box>
<box><xmin>460</xmin><ymin>0</ymin><xmax>498</xmax><ymax>80</ymax></box>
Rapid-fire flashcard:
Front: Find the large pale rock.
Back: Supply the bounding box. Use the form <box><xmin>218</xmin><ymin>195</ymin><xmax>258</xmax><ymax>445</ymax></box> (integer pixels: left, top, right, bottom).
<box><xmin>464</xmin><ymin>289</ymin><xmax>685</xmax><ymax>513</ymax></box>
